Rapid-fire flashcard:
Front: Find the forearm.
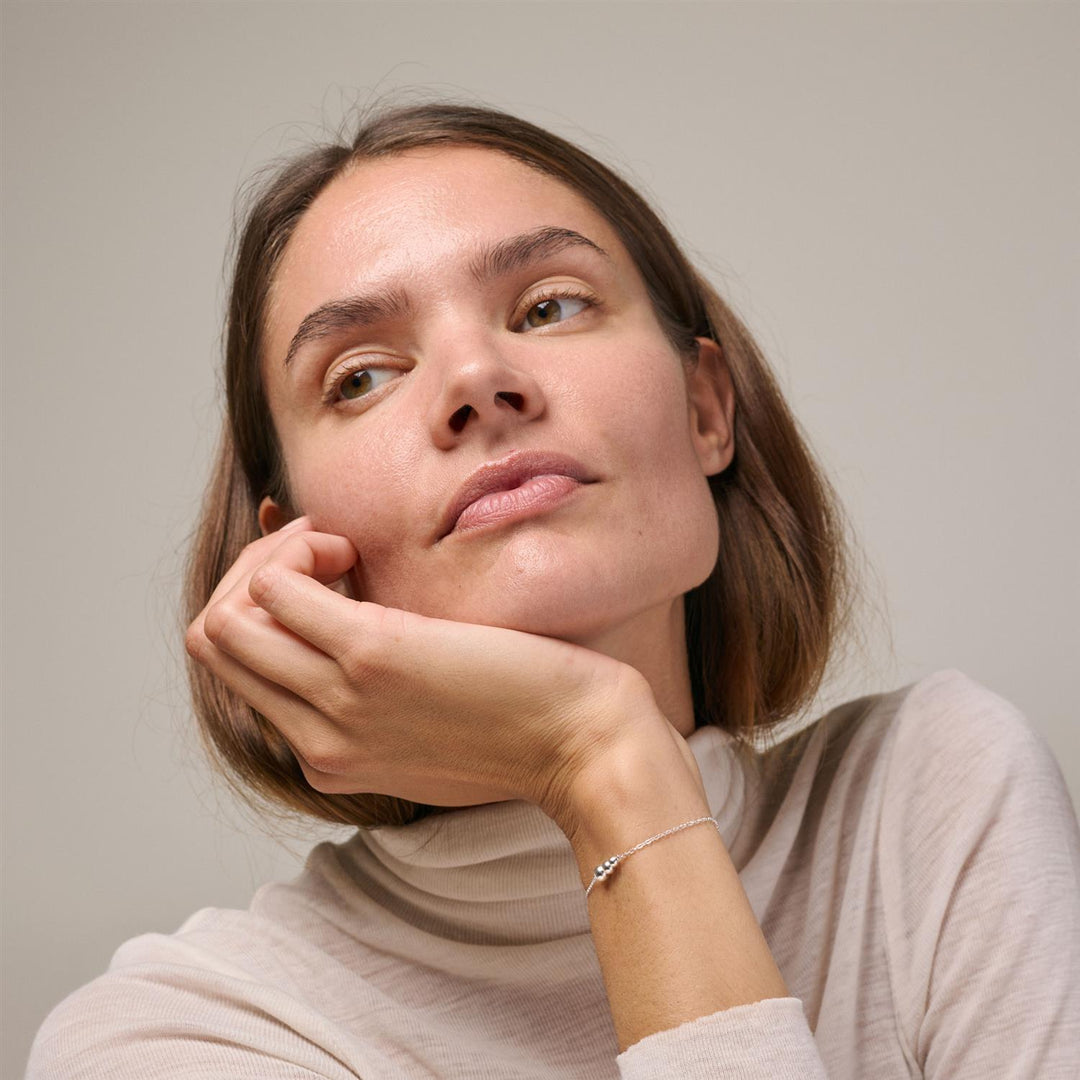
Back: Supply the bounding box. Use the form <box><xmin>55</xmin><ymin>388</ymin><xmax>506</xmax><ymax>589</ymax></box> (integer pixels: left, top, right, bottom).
<box><xmin>559</xmin><ymin>719</ymin><xmax>790</xmax><ymax>1055</ymax></box>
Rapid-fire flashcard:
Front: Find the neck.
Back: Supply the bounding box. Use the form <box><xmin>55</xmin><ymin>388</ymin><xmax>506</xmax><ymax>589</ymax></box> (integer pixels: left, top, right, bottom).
<box><xmin>571</xmin><ymin>595</ymin><xmax>697</xmax><ymax>739</ymax></box>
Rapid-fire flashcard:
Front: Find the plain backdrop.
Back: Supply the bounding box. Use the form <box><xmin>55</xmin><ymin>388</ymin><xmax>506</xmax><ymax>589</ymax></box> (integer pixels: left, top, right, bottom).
<box><xmin>2</xmin><ymin>2</ymin><xmax>1077</xmax><ymax>1074</ymax></box>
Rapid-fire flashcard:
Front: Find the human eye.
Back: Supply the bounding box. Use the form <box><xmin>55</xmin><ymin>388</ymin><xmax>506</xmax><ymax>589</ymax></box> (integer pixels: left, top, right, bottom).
<box><xmin>515</xmin><ymin>286</ymin><xmax>599</xmax><ymax>331</ymax></box>
<box><xmin>322</xmin><ymin>358</ymin><xmax>401</xmax><ymax>406</ymax></box>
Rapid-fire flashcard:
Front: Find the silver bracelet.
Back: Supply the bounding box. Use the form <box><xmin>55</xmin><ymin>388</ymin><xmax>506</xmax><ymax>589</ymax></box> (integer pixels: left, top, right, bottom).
<box><xmin>584</xmin><ymin>815</ymin><xmax>721</xmax><ymax>899</ymax></box>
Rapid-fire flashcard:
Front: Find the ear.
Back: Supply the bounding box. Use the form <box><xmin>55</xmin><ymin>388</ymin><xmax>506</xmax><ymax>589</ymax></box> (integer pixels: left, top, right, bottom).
<box><xmin>685</xmin><ymin>337</ymin><xmax>736</xmax><ymax>477</ymax></box>
<box><xmin>258</xmin><ymin>496</ymin><xmax>292</xmax><ymax>537</ymax></box>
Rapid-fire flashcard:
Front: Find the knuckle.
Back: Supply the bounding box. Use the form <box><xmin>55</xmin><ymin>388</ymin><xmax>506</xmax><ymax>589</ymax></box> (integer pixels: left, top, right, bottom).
<box><xmin>337</xmin><ymin>647</ymin><xmax>395</xmax><ymax>702</ymax></box>
<box><xmin>303</xmin><ymin>773</ymin><xmax>352</xmax><ymax>796</ymax></box>
<box><xmin>311</xmin><ymin>679</ymin><xmax>356</xmax><ymax>723</ymax></box>
<box><xmin>277</xmin><ymin>533</ymin><xmax>316</xmax><ymax>571</ymax></box>
<box><xmin>339</xmin><ymin>602</ymin><xmax>396</xmax><ymax>675</ymax></box>
<box><xmin>368</xmin><ymin>601</ymin><xmax>409</xmax><ymax>644</ymax></box>
<box><xmin>201</xmin><ymin>602</ymin><xmax>236</xmax><ymax>647</ymax></box>
<box><xmin>338</xmin><ymin>634</ymin><xmax>378</xmax><ymax>683</ymax></box>
<box><xmin>247</xmin><ymin>563</ymin><xmax>281</xmax><ymax>604</ymax></box>
<box><xmin>184</xmin><ymin>622</ymin><xmax>205</xmax><ymax>661</ymax></box>
<box><xmin>298</xmin><ymin>736</ymin><xmax>351</xmax><ymax>778</ymax></box>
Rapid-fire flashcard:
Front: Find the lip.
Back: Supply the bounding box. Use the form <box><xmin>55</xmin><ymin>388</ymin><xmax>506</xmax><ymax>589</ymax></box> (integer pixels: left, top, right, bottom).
<box><xmin>437</xmin><ymin>449</ymin><xmax>596</xmax><ymax>540</ymax></box>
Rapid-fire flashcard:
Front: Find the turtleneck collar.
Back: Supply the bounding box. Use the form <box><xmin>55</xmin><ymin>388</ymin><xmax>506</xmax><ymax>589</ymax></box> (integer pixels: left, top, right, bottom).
<box><xmin>346</xmin><ymin>723</ymin><xmax>747</xmax><ymax>912</ymax></box>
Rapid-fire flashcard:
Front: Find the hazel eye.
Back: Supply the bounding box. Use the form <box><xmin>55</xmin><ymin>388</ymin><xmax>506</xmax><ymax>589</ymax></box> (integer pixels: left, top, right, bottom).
<box><xmin>524</xmin><ymin>295</ymin><xmax>589</xmax><ymax>329</ymax></box>
<box><xmin>340</xmin><ymin>370</ymin><xmax>373</xmax><ymax>400</ymax></box>
<box><xmin>333</xmin><ymin>366</ymin><xmax>396</xmax><ymax>402</ymax></box>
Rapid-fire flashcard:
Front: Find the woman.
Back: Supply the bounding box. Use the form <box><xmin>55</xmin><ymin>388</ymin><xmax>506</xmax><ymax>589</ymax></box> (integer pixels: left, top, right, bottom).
<box><xmin>28</xmin><ymin>102</ymin><xmax>1080</xmax><ymax>1078</ymax></box>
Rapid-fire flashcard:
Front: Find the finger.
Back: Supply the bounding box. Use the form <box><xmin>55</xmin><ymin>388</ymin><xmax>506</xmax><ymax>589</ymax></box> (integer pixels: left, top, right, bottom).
<box><xmin>202</xmin><ymin>600</ymin><xmax>347</xmax><ymax>714</ymax></box>
<box><xmin>202</xmin><ymin>515</ymin><xmax>315</xmax><ymax>610</ymax></box>
<box><xmin>187</xmin><ymin>637</ymin><xmax>360</xmax><ymax>793</ymax></box>
<box><xmin>247</xmin><ymin>565</ymin><xmax>375</xmax><ymax>660</ymax></box>
<box><xmin>192</xmin><ymin>525</ymin><xmax>356</xmax><ymax>647</ymax></box>
<box><xmin>208</xmin><ymin>528</ymin><xmax>356</xmax><ymax>635</ymax></box>
<box><xmin>253</xmin><ymin>529</ymin><xmax>359</xmax><ymax>584</ymax></box>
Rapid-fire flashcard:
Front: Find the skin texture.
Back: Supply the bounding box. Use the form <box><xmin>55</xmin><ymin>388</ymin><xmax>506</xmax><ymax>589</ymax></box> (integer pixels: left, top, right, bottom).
<box><xmin>189</xmin><ymin>147</ymin><xmax>790</xmax><ymax>1050</ymax></box>
<box><xmin>257</xmin><ymin>146</ymin><xmax>736</xmax><ymax>739</ymax></box>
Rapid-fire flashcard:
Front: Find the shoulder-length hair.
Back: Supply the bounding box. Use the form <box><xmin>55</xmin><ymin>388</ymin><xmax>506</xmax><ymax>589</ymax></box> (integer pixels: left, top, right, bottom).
<box><xmin>183</xmin><ymin>101</ymin><xmax>870</xmax><ymax>831</ymax></box>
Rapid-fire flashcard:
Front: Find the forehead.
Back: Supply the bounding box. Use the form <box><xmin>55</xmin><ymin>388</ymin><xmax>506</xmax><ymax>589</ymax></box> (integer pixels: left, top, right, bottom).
<box><xmin>266</xmin><ymin>146</ymin><xmax>626</xmax><ymax>331</ymax></box>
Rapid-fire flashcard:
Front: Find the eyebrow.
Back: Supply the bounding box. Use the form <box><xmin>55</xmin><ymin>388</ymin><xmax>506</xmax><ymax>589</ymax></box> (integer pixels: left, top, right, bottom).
<box><xmin>468</xmin><ymin>225</ymin><xmax>610</xmax><ymax>285</ymax></box>
<box><xmin>282</xmin><ymin>225</ymin><xmax>610</xmax><ymax>370</ymax></box>
<box><xmin>282</xmin><ymin>289</ymin><xmax>412</xmax><ymax>370</ymax></box>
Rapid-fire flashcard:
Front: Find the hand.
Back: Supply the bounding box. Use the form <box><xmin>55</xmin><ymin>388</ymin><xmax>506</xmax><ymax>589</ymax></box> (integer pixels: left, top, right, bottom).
<box><xmin>184</xmin><ymin>518</ymin><xmax>661</xmax><ymax>826</ymax></box>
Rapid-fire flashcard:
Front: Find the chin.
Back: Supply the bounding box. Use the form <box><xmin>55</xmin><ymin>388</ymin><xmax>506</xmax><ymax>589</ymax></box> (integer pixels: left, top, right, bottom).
<box><xmin>348</xmin><ymin>515</ymin><xmax>717</xmax><ymax>643</ymax></box>
<box><xmin>447</xmin><ymin>594</ymin><xmax>631</xmax><ymax>643</ymax></box>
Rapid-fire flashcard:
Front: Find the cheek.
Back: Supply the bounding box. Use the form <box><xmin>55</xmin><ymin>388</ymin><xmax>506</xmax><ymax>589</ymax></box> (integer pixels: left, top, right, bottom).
<box><xmin>284</xmin><ymin>436</ymin><xmax>422</xmax><ymax>558</ymax></box>
<box><xmin>601</xmin><ymin>352</ymin><xmax>719</xmax><ymax>572</ymax></box>
<box><xmin>602</xmin><ymin>351</ymin><xmax>699</xmax><ymax>480</ymax></box>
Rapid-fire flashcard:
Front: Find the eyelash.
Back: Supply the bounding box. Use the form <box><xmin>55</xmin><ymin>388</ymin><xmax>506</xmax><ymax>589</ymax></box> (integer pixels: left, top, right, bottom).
<box><xmin>321</xmin><ymin>285</ymin><xmax>601</xmax><ymax>406</ymax></box>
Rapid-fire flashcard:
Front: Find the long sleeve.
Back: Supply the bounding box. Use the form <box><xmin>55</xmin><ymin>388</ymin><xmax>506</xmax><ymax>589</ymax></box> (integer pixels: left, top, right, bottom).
<box><xmin>25</xmin><ymin>671</ymin><xmax>1079</xmax><ymax>1078</ymax></box>
<box><xmin>25</xmin><ymin>961</ymin><xmax>362</xmax><ymax>1080</ymax></box>
<box><xmin>880</xmin><ymin>676</ymin><xmax>1080</xmax><ymax>1077</ymax></box>
<box><xmin>619</xmin><ymin>671</ymin><xmax>1080</xmax><ymax>1079</ymax></box>
<box><xmin>557</xmin><ymin>713</ymin><xmax>829</xmax><ymax>1078</ymax></box>
<box><xmin>615</xmin><ymin>996</ymin><xmax>825</xmax><ymax>1078</ymax></box>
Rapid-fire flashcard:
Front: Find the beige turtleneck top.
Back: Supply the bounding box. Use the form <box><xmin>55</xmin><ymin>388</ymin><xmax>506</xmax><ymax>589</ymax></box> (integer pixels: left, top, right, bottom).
<box><xmin>26</xmin><ymin>669</ymin><xmax>1080</xmax><ymax>1077</ymax></box>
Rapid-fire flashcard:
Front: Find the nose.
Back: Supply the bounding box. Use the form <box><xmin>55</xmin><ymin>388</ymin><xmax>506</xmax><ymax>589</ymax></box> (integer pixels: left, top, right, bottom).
<box><xmin>426</xmin><ymin>342</ymin><xmax>547</xmax><ymax>451</ymax></box>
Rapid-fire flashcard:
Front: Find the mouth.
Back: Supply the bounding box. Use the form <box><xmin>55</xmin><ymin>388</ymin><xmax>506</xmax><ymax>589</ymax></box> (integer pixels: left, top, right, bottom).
<box><xmin>437</xmin><ymin>449</ymin><xmax>596</xmax><ymax>540</ymax></box>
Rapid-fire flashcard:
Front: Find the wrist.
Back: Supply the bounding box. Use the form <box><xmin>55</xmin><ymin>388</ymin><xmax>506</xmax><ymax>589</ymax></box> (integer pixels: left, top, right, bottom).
<box><xmin>556</xmin><ymin>716</ymin><xmax>713</xmax><ymax>883</ymax></box>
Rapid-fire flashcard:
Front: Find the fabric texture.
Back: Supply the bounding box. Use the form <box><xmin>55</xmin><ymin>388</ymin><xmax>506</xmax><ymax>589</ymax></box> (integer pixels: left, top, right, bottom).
<box><xmin>26</xmin><ymin>669</ymin><xmax>1080</xmax><ymax>1077</ymax></box>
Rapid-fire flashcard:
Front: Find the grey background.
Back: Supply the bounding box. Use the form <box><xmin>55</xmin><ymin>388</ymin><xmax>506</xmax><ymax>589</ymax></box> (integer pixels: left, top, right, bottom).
<box><xmin>2</xmin><ymin>2</ymin><xmax>1077</xmax><ymax>1075</ymax></box>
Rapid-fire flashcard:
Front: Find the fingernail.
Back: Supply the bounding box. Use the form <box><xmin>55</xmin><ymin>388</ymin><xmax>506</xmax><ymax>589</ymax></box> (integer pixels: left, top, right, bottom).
<box><xmin>280</xmin><ymin>515</ymin><xmax>309</xmax><ymax>533</ymax></box>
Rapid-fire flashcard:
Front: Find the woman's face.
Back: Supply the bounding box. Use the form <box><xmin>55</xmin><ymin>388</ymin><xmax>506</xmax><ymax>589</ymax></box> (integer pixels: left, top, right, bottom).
<box><xmin>259</xmin><ymin>146</ymin><xmax>733</xmax><ymax>645</ymax></box>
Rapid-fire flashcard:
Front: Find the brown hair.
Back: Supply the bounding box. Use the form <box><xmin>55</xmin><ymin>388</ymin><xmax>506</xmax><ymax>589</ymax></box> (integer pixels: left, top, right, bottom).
<box><xmin>183</xmin><ymin>101</ymin><xmax>874</xmax><ymax>832</ymax></box>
